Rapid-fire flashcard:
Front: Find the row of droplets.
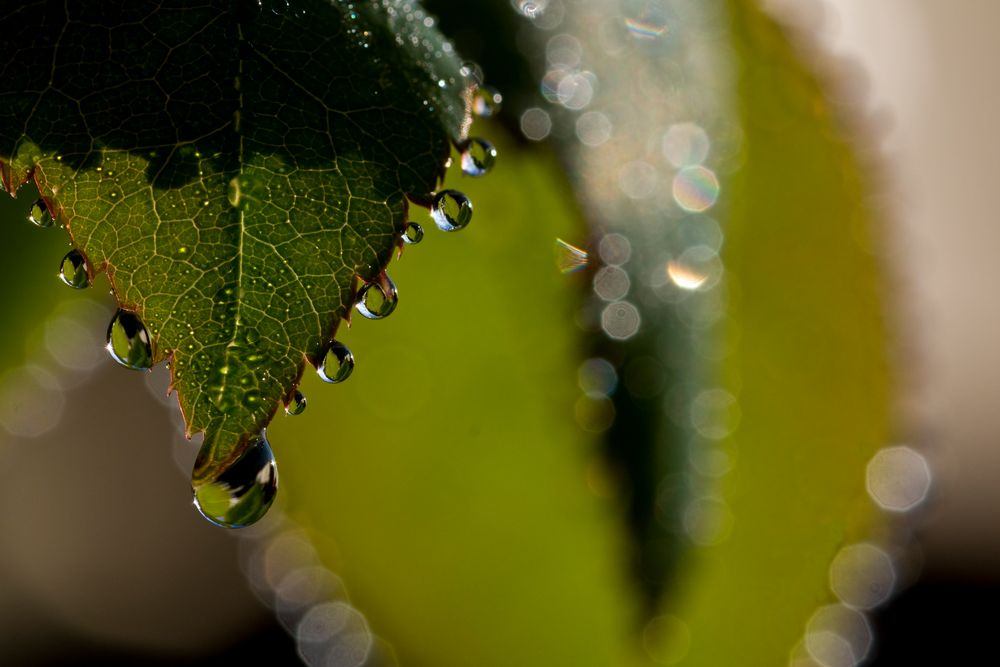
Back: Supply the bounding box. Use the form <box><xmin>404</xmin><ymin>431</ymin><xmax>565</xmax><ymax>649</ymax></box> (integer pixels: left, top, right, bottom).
<box><xmin>29</xmin><ymin>176</ymin><xmax>481</xmax><ymax>406</ymax></box>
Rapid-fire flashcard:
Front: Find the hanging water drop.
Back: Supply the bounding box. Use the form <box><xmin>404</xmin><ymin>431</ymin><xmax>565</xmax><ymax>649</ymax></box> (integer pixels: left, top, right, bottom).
<box><xmin>192</xmin><ymin>431</ymin><xmax>277</xmax><ymax>528</ymax></box>
<box><xmin>402</xmin><ymin>221</ymin><xmax>424</xmax><ymax>245</ymax></box>
<box><xmin>355</xmin><ymin>272</ymin><xmax>398</xmax><ymax>319</ymax></box>
<box><xmin>28</xmin><ymin>198</ymin><xmax>55</xmax><ymax>228</ymax></box>
<box><xmin>317</xmin><ymin>340</ymin><xmax>355</xmax><ymax>383</ymax></box>
<box><xmin>58</xmin><ymin>249</ymin><xmax>90</xmax><ymax>289</ymax></box>
<box><xmin>105</xmin><ymin>309</ymin><xmax>154</xmax><ymax>370</ymax></box>
<box><xmin>473</xmin><ymin>85</ymin><xmax>503</xmax><ymax>118</ymax></box>
<box><xmin>286</xmin><ymin>389</ymin><xmax>307</xmax><ymax>416</ymax></box>
<box><xmin>460</xmin><ymin>137</ymin><xmax>497</xmax><ymax>177</ymax></box>
<box><xmin>430</xmin><ymin>190</ymin><xmax>473</xmax><ymax>231</ymax></box>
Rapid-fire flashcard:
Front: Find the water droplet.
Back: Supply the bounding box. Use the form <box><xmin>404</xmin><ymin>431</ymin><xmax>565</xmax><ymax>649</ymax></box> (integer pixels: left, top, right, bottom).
<box><xmin>105</xmin><ymin>309</ymin><xmax>154</xmax><ymax>370</ymax></box>
<box><xmin>473</xmin><ymin>85</ymin><xmax>503</xmax><ymax>117</ymax></box>
<box><xmin>402</xmin><ymin>222</ymin><xmax>424</xmax><ymax>245</ymax></box>
<box><xmin>431</xmin><ymin>190</ymin><xmax>472</xmax><ymax>231</ymax></box>
<box><xmin>355</xmin><ymin>272</ymin><xmax>398</xmax><ymax>319</ymax></box>
<box><xmin>286</xmin><ymin>390</ymin><xmax>307</xmax><ymax>416</ymax></box>
<box><xmin>192</xmin><ymin>431</ymin><xmax>277</xmax><ymax>528</ymax></box>
<box><xmin>459</xmin><ymin>138</ymin><xmax>497</xmax><ymax>177</ymax></box>
<box><xmin>317</xmin><ymin>341</ymin><xmax>355</xmax><ymax>384</ymax></box>
<box><xmin>28</xmin><ymin>198</ymin><xmax>55</xmax><ymax>228</ymax></box>
<box><xmin>58</xmin><ymin>249</ymin><xmax>90</xmax><ymax>289</ymax></box>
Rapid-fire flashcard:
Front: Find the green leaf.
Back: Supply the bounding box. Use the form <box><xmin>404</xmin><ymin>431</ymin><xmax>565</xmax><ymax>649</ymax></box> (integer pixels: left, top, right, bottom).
<box><xmin>0</xmin><ymin>0</ymin><xmax>473</xmax><ymax>505</ymax></box>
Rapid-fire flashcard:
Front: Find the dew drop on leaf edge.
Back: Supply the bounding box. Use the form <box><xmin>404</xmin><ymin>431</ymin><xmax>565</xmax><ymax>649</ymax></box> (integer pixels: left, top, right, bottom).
<box><xmin>473</xmin><ymin>85</ymin><xmax>503</xmax><ymax>118</ymax></box>
<box><xmin>286</xmin><ymin>389</ymin><xmax>307</xmax><ymax>416</ymax></box>
<box><xmin>460</xmin><ymin>137</ymin><xmax>497</xmax><ymax>177</ymax></box>
<box><xmin>355</xmin><ymin>273</ymin><xmax>398</xmax><ymax>320</ymax></box>
<box><xmin>28</xmin><ymin>198</ymin><xmax>55</xmax><ymax>228</ymax></box>
<box><xmin>402</xmin><ymin>221</ymin><xmax>424</xmax><ymax>245</ymax></box>
<box><xmin>431</xmin><ymin>190</ymin><xmax>473</xmax><ymax>231</ymax></box>
<box><xmin>105</xmin><ymin>309</ymin><xmax>154</xmax><ymax>370</ymax></box>
<box><xmin>317</xmin><ymin>340</ymin><xmax>355</xmax><ymax>384</ymax></box>
<box><xmin>192</xmin><ymin>431</ymin><xmax>277</xmax><ymax>529</ymax></box>
<box><xmin>58</xmin><ymin>249</ymin><xmax>91</xmax><ymax>289</ymax></box>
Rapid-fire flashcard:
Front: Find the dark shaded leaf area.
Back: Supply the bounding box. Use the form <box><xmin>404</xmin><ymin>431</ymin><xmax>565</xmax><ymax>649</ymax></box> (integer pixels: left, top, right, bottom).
<box><xmin>0</xmin><ymin>1</ymin><xmax>471</xmax><ymax>492</ymax></box>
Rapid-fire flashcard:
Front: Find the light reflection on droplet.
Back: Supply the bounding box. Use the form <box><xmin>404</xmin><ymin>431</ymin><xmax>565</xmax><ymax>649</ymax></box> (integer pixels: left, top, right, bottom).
<box><xmin>600</xmin><ymin>301</ymin><xmax>641</xmax><ymax>340</ymax></box>
<box><xmin>578</xmin><ymin>358</ymin><xmax>618</xmax><ymax>398</ymax></box>
<box><xmin>520</xmin><ymin>107</ymin><xmax>552</xmax><ymax>141</ymax></box>
<box><xmin>690</xmin><ymin>388</ymin><xmax>740</xmax><ymax>440</ymax></box>
<box><xmin>673</xmin><ymin>166</ymin><xmax>720</xmax><ymax>212</ymax></box>
<box><xmin>555</xmin><ymin>238</ymin><xmax>589</xmax><ymax>274</ymax></box>
<box><xmin>829</xmin><ymin>543</ymin><xmax>896</xmax><ymax>610</ymax></box>
<box><xmin>662</xmin><ymin>122</ymin><xmax>711</xmax><ymax>167</ymax></box>
<box><xmin>619</xmin><ymin>160</ymin><xmax>659</xmax><ymax>200</ymax></box>
<box><xmin>576</xmin><ymin>111</ymin><xmax>613</xmax><ymax>147</ymax></box>
<box><xmin>593</xmin><ymin>265</ymin><xmax>631</xmax><ymax>301</ymax></box>
<box><xmin>804</xmin><ymin>604</ymin><xmax>872</xmax><ymax>667</ymax></box>
<box><xmin>865</xmin><ymin>446</ymin><xmax>931</xmax><ymax>512</ymax></box>
<box><xmin>598</xmin><ymin>233</ymin><xmax>631</xmax><ymax>266</ymax></box>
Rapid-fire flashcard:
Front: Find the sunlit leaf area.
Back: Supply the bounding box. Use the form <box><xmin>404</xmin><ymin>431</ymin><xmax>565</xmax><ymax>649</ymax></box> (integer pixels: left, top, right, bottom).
<box><xmin>0</xmin><ymin>1</ymin><xmax>997</xmax><ymax>665</ymax></box>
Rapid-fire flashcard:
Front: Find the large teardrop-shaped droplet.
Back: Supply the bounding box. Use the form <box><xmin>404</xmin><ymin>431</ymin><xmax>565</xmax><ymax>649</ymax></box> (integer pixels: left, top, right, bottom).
<box><xmin>473</xmin><ymin>85</ymin><xmax>503</xmax><ymax>118</ymax></box>
<box><xmin>105</xmin><ymin>309</ymin><xmax>154</xmax><ymax>370</ymax></box>
<box><xmin>192</xmin><ymin>431</ymin><xmax>277</xmax><ymax>528</ymax></box>
<box><xmin>58</xmin><ymin>249</ymin><xmax>91</xmax><ymax>289</ymax></box>
<box><xmin>317</xmin><ymin>341</ymin><xmax>355</xmax><ymax>383</ymax></box>
<box><xmin>28</xmin><ymin>198</ymin><xmax>55</xmax><ymax>228</ymax></box>
<box><xmin>430</xmin><ymin>190</ymin><xmax>473</xmax><ymax>231</ymax></box>
<box><xmin>285</xmin><ymin>389</ymin><xmax>307</xmax><ymax>416</ymax></box>
<box><xmin>460</xmin><ymin>137</ymin><xmax>497</xmax><ymax>177</ymax></box>
<box><xmin>402</xmin><ymin>221</ymin><xmax>424</xmax><ymax>245</ymax></box>
<box><xmin>355</xmin><ymin>272</ymin><xmax>398</xmax><ymax>319</ymax></box>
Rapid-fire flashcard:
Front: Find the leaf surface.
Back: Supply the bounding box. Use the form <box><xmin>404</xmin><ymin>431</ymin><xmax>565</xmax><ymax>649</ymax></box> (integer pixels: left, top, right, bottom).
<box><xmin>0</xmin><ymin>0</ymin><xmax>472</xmax><ymax>488</ymax></box>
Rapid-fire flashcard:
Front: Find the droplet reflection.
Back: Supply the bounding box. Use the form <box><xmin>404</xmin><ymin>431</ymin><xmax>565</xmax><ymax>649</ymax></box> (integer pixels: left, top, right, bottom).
<box><xmin>317</xmin><ymin>341</ymin><xmax>355</xmax><ymax>384</ymax></box>
<box><xmin>355</xmin><ymin>272</ymin><xmax>398</xmax><ymax>319</ymax></box>
<box><xmin>192</xmin><ymin>431</ymin><xmax>278</xmax><ymax>529</ymax></box>
<box><xmin>58</xmin><ymin>249</ymin><xmax>91</xmax><ymax>289</ymax></box>
<box><xmin>402</xmin><ymin>221</ymin><xmax>424</xmax><ymax>245</ymax></box>
<box><xmin>286</xmin><ymin>390</ymin><xmax>307</xmax><ymax>416</ymax></box>
<box><xmin>105</xmin><ymin>309</ymin><xmax>154</xmax><ymax>370</ymax></box>
<box><xmin>472</xmin><ymin>85</ymin><xmax>503</xmax><ymax>117</ymax></box>
<box><xmin>28</xmin><ymin>198</ymin><xmax>56</xmax><ymax>228</ymax></box>
<box><xmin>460</xmin><ymin>137</ymin><xmax>497</xmax><ymax>177</ymax></box>
<box><xmin>431</xmin><ymin>190</ymin><xmax>473</xmax><ymax>231</ymax></box>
